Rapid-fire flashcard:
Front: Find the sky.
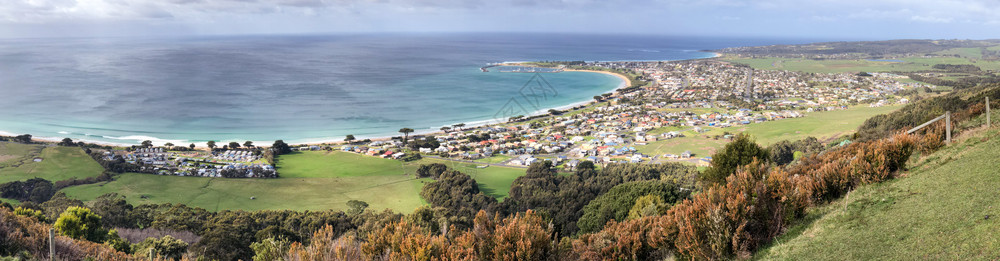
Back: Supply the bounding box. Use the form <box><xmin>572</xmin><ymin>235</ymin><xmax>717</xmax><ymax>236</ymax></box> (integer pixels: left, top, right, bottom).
<box><xmin>1</xmin><ymin>0</ymin><xmax>999</xmax><ymax>39</ymax></box>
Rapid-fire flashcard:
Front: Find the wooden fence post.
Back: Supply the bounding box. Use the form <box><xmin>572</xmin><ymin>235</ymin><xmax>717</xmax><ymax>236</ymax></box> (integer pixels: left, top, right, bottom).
<box><xmin>988</xmin><ymin>97</ymin><xmax>991</xmax><ymax>129</ymax></box>
<box><xmin>946</xmin><ymin>111</ymin><xmax>951</xmax><ymax>144</ymax></box>
<box><xmin>49</xmin><ymin>228</ymin><xmax>55</xmax><ymax>261</ymax></box>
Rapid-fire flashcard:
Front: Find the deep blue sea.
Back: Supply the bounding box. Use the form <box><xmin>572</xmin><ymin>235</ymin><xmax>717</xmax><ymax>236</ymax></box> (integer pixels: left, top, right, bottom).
<box><xmin>0</xmin><ymin>33</ymin><xmax>810</xmax><ymax>145</ymax></box>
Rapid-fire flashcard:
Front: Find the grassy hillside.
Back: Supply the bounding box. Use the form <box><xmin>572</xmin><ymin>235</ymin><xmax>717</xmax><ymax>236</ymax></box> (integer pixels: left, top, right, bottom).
<box><xmin>730</xmin><ymin>105</ymin><xmax>902</xmax><ymax>145</ymax></box>
<box><xmin>754</xmin><ymin>127</ymin><xmax>1000</xmax><ymax>260</ymax></box>
<box><xmin>416</xmin><ymin>157</ymin><xmax>527</xmax><ymax>200</ymax></box>
<box><xmin>0</xmin><ymin>145</ymin><xmax>104</xmax><ymax>183</ymax></box>
<box><xmin>277</xmin><ymin>151</ymin><xmax>408</xmax><ymax>178</ymax></box>
<box><xmin>724</xmin><ymin>53</ymin><xmax>1000</xmax><ymax>73</ymax></box>
<box><xmin>63</xmin><ymin>150</ymin><xmax>530</xmax><ymax>213</ymax></box>
<box><xmin>0</xmin><ymin>142</ymin><xmax>37</xmax><ymax>164</ymax></box>
<box><xmin>62</xmin><ymin>172</ymin><xmax>430</xmax><ymax>213</ymax></box>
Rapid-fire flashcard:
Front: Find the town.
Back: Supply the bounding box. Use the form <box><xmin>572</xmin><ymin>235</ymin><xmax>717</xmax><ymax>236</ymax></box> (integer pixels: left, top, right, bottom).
<box><xmin>86</xmin><ymin>59</ymin><xmax>924</xmax><ymax>179</ymax></box>
<box><xmin>297</xmin><ymin>59</ymin><xmax>923</xmax><ymax>169</ymax></box>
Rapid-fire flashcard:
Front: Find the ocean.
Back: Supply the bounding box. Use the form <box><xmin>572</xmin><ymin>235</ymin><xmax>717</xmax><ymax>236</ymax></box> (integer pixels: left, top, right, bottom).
<box><xmin>0</xmin><ymin>33</ymin><xmax>809</xmax><ymax>145</ymax></box>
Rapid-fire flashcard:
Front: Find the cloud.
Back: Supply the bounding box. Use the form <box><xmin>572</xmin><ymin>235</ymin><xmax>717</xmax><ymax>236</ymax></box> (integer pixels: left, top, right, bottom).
<box><xmin>2</xmin><ymin>0</ymin><xmax>1000</xmax><ymax>38</ymax></box>
<box><xmin>911</xmin><ymin>15</ymin><xmax>953</xmax><ymax>23</ymax></box>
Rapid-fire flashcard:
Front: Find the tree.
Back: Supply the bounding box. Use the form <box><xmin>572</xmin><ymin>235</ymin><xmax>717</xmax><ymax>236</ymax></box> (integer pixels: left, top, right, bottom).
<box><xmin>439</xmin><ymin>127</ymin><xmax>451</xmax><ymax>132</ymax></box>
<box><xmin>135</xmin><ymin>235</ymin><xmax>188</xmax><ymax>260</ymax></box>
<box><xmin>13</xmin><ymin>134</ymin><xmax>31</xmax><ymax>143</ymax></box>
<box><xmin>59</xmin><ymin>138</ymin><xmax>75</xmax><ymax>146</ymax></box>
<box><xmin>576</xmin><ymin>181</ymin><xmax>686</xmax><ymax>234</ymax></box>
<box><xmin>164</xmin><ymin>142</ymin><xmax>174</xmax><ymax>148</ymax></box>
<box><xmin>141</xmin><ymin>140</ymin><xmax>153</xmax><ymax>148</ymax></box>
<box><xmin>345</xmin><ymin>135</ymin><xmax>356</xmax><ymax>143</ymax></box>
<box><xmin>0</xmin><ymin>178</ymin><xmax>54</xmax><ymax>203</ymax></box>
<box><xmin>189</xmin><ymin>143</ymin><xmax>196</xmax><ymax>149</ymax></box>
<box><xmin>594</xmin><ymin>95</ymin><xmax>603</xmax><ymax>101</ymax></box>
<box><xmin>105</xmin><ymin>229</ymin><xmax>132</xmax><ymax>254</ymax></box>
<box><xmin>90</xmin><ymin>193</ymin><xmax>134</xmax><ymax>228</ymax></box>
<box><xmin>452</xmin><ymin>123</ymin><xmax>465</xmax><ymax>130</ymax></box>
<box><xmin>251</xmin><ymin>237</ymin><xmax>290</xmax><ymax>261</ymax></box>
<box><xmin>54</xmin><ymin>206</ymin><xmax>106</xmax><ymax>242</ymax></box>
<box><xmin>229</xmin><ymin>142</ymin><xmax>241</xmax><ymax>149</ymax></box>
<box><xmin>207</xmin><ymin>141</ymin><xmax>217</xmax><ymax>150</ymax></box>
<box><xmin>768</xmin><ymin>140</ymin><xmax>795</xmax><ymax>165</ymax></box>
<box><xmin>399</xmin><ymin>128</ymin><xmax>415</xmax><ymax>145</ymax></box>
<box><xmin>416</xmin><ymin>163</ymin><xmax>449</xmax><ymax>179</ymax></box>
<box><xmin>346</xmin><ymin>200</ymin><xmax>369</xmax><ymax>215</ymax></box>
<box><xmin>627</xmin><ymin>194</ymin><xmax>668</xmax><ymax>220</ymax></box>
<box><xmin>13</xmin><ymin>207</ymin><xmax>46</xmax><ymax>222</ymax></box>
<box><xmin>244</xmin><ymin>141</ymin><xmax>254</xmax><ymax>148</ymax></box>
<box><xmin>699</xmin><ymin>133</ymin><xmax>769</xmax><ymax>186</ymax></box>
<box><xmin>42</xmin><ymin>192</ymin><xmax>83</xmax><ymax>220</ymax></box>
<box><xmin>271</xmin><ymin>140</ymin><xmax>291</xmax><ymax>155</ymax></box>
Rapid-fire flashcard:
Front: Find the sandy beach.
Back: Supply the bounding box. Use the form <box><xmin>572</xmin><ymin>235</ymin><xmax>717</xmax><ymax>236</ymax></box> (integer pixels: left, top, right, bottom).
<box><xmin>563</xmin><ymin>69</ymin><xmax>632</xmax><ymax>88</ymax></box>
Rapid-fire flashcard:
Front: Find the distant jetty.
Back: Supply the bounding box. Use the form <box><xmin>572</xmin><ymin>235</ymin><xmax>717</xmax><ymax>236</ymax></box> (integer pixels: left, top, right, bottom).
<box><xmin>481</xmin><ymin>63</ymin><xmax>563</xmax><ymax>73</ymax></box>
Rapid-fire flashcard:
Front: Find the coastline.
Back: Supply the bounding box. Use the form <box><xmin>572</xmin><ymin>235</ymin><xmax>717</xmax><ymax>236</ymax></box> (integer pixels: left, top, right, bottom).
<box><xmin>291</xmin><ymin>68</ymin><xmax>633</xmax><ymax>147</ymax></box>
<box><xmin>1</xmin><ymin>62</ymin><xmax>642</xmax><ymax>149</ymax></box>
<box><xmin>563</xmin><ymin>69</ymin><xmax>633</xmax><ymax>88</ymax></box>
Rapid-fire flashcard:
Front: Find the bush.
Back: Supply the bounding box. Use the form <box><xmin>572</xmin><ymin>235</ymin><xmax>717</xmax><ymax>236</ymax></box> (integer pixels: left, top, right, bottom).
<box><xmin>415</xmin><ymin>163</ymin><xmax>448</xmax><ymax>179</ymax></box>
<box><xmin>571</xmin><ymin>133</ymin><xmax>917</xmax><ymax>260</ymax></box>
<box><xmin>54</xmin><ymin>206</ymin><xmax>106</xmax><ymax>243</ymax></box>
<box><xmin>576</xmin><ymin>181</ymin><xmax>687</xmax><ymax>234</ymax></box>
<box><xmin>700</xmin><ymin>134</ymin><xmax>769</xmax><ymax>185</ymax></box>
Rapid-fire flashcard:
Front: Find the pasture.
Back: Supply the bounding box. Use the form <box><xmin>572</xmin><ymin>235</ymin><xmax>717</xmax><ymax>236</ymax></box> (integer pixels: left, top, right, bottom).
<box><xmin>63</xmin><ymin>150</ymin><xmax>530</xmax><ymax>213</ymax></box>
<box><xmin>635</xmin><ymin>105</ymin><xmax>902</xmax><ymax>158</ymax></box>
<box><xmin>0</xmin><ymin>144</ymin><xmax>104</xmax><ymax>184</ymax></box>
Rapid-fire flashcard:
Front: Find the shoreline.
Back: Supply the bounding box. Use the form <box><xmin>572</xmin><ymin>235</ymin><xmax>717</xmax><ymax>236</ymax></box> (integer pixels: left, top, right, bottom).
<box><xmin>290</xmin><ymin>68</ymin><xmax>633</xmax><ymax>147</ymax></box>
<box><xmin>1</xmin><ymin>60</ymin><xmax>653</xmax><ymax>149</ymax></box>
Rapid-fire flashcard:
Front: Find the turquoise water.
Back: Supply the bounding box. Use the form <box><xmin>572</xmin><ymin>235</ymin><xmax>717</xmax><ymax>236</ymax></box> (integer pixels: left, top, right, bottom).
<box><xmin>0</xmin><ymin>34</ymin><xmax>791</xmax><ymax>145</ymax></box>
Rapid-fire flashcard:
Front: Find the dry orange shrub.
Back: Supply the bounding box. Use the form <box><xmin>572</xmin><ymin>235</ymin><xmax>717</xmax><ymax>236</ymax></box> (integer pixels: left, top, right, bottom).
<box><xmin>0</xmin><ymin>208</ymin><xmax>149</xmax><ymax>261</ymax></box>
<box><xmin>279</xmin><ymin>133</ymin><xmax>920</xmax><ymax>261</ymax></box>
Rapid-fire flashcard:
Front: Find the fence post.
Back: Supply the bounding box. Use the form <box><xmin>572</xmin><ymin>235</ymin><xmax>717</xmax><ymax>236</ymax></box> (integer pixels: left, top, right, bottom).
<box><xmin>946</xmin><ymin>111</ymin><xmax>952</xmax><ymax>144</ymax></box>
<box><xmin>988</xmin><ymin>97</ymin><xmax>991</xmax><ymax>129</ymax></box>
<box><xmin>49</xmin><ymin>228</ymin><xmax>55</xmax><ymax>261</ymax></box>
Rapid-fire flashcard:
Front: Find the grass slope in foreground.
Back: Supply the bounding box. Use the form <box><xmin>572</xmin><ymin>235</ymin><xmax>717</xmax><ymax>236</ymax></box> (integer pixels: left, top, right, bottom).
<box><xmin>63</xmin><ymin>151</ymin><xmax>529</xmax><ymax>213</ymax></box>
<box><xmin>0</xmin><ymin>144</ymin><xmax>104</xmax><ymax>184</ymax></box>
<box><xmin>755</xmin><ymin>128</ymin><xmax>1000</xmax><ymax>260</ymax></box>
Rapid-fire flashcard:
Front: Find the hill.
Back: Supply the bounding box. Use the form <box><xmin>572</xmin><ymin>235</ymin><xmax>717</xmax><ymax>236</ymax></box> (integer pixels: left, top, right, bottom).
<box><xmin>0</xmin><ymin>143</ymin><xmax>104</xmax><ymax>184</ymax></box>
<box><xmin>754</xmin><ymin>127</ymin><xmax>1000</xmax><ymax>260</ymax></box>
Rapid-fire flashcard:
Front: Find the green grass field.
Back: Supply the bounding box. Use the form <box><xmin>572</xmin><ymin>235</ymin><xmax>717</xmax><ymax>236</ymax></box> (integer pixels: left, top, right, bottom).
<box><xmin>415</xmin><ymin>157</ymin><xmax>527</xmax><ymax>200</ymax></box>
<box><xmin>727</xmin><ymin>105</ymin><xmax>903</xmax><ymax>145</ymax></box>
<box><xmin>64</xmin><ymin>151</ymin><xmax>427</xmax><ymax>213</ymax></box>
<box><xmin>724</xmin><ymin>52</ymin><xmax>1000</xmax><ymax>73</ymax></box>
<box><xmin>277</xmin><ymin>151</ymin><xmax>408</xmax><ymax>178</ymax></box>
<box><xmin>0</xmin><ymin>145</ymin><xmax>104</xmax><ymax>184</ymax></box>
<box><xmin>755</xmin><ymin>127</ymin><xmax>1000</xmax><ymax>260</ymax></box>
<box><xmin>935</xmin><ymin>47</ymin><xmax>984</xmax><ymax>59</ymax></box>
<box><xmin>636</xmin><ymin>105</ymin><xmax>902</xmax><ymax>157</ymax></box>
<box><xmin>62</xmin><ymin>150</ymin><xmax>530</xmax><ymax>212</ymax></box>
<box><xmin>0</xmin><ymin>142</ymin><xmax>38</xmax><ymax>164</ymax></box>
<box><xmin>62</xmin><ymin>172</ymin><xmax>430</xmax><ymax>213</ymax></box>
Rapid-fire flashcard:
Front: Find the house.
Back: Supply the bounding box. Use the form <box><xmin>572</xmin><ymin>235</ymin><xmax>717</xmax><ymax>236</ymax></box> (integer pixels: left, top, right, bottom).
<box><xmin>565</xmin><ymin>159</ymin><xmax>581</xmax><ymax>170</ymax></box>
<box><xmin>681</xmin><ymin>150</ymin><xmax>692</xmax><ymax>159</ymax></box>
